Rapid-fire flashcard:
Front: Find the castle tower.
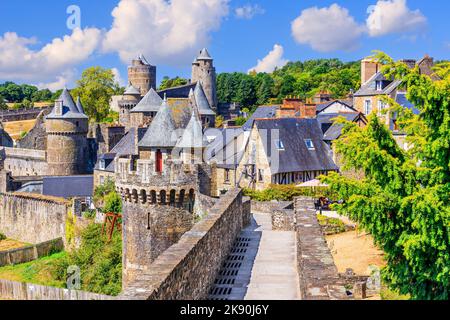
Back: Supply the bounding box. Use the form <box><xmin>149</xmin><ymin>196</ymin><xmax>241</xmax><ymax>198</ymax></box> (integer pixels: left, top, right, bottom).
<box><xmin>119</xmin><ymin>82</ymin><xmax>141</xmax><ymax>129</ymax></box>
<box><xmin>45</xmin><ymin>89</ymin><xmax>89</xmax><ymax>176</ymax></box>
<box><xmin>192</xmin><ymin>48</ymin><xmax>217</xmax><ymax>111</ymax></box>
<box><xmin>118</xmin><ymin>96</ymin><xmax>200</xmax><ymax>287</ymax></box>
<box><xmin>128</xmin><ymin>54</ymin><xmax>156</xmax><ymax>96</ymax></box>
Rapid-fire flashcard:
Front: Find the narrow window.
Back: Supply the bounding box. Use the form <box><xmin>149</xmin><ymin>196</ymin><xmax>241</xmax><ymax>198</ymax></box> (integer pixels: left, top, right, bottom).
<box><xmin>147</xmin><ymin>212</ymin><xmax>151</xmax><ymax>230</ymax></box>
<box><xmin>225</xmin><ymin>169</ymin><xmax>230</xmax><ymax>183</ymax></box>
<box><xmin>305</xmin><ymin>139</ymin><xmax>315</xmax><ymax>150</ymax></box>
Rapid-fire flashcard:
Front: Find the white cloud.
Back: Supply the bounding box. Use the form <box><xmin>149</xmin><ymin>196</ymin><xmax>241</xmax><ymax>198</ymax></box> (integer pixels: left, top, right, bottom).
<box><xmin>291</xmin><ymin>4</ymin><xmax>365</xmax><ymax>52</ymax></box>
<box><xmin>35</xmin><ymin>70</ymin><xmax>76</xmax><ymax>92</ymax></box>
<box><xmin>0</xmin><ymin>28</ymin><xmax>101</xmax><ymax>88</ymax></box>
<box><xmin>102</xmin><ymin>0</ymin><xmax>230</xmax><ymax>65</ymax></box>
<box><xmin>111</xmin><ymin>67</ymin><xmax>126</xmax><ymax>87</ymax></box>
<box><xmin>235</xmin><ymin>4</ymin><xmax>265</xmax><ymax>19</ymax></box>
<box><xmin>249</xmin><ymin>44</ymin><xmax>288</xmax><ymax>74</ymax></box>
<box><xmin>366</xmin><ymin>0</ymin><xmax>427</xmax><ymax>37</ymax></box>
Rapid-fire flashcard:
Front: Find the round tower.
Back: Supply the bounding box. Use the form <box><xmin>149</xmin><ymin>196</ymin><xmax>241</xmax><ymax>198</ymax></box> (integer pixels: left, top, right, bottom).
<box><xmin>191</xmin><ymin>48</ymin><xmax>217</xmax><ymax>111</ymax></box>
<box><xmin>45</xmin><ymin>89</ymin><xmax>89</xmax><ymax>176</ymax></box>
<box><xmin>128</xmin><ymin>54</ymin><xmax>156</xmax><ymax>96</ymax></box>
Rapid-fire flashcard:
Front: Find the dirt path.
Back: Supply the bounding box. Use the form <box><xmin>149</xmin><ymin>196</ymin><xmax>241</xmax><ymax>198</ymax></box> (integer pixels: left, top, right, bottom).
<box><xmin>326</xmin><ymin>230</ymin><xmax>385</xmax><ymax>275</ymax></box>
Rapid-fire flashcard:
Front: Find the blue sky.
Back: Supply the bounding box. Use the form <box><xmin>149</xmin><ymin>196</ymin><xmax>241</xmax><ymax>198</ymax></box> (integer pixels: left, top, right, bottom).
<box><xmin>0</xmin><ymin>0</ymin><xmax>448</xmax><ymax>90</ymax></box>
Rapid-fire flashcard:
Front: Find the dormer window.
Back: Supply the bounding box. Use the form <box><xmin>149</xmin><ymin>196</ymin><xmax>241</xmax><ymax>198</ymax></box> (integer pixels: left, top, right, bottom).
<box><xmin>275</xmin><ymin>139</ymin><xmax>285</xmax><ymax>150</ymax></box>
<box><xmin>376</xmin><ymin>81</ymin><xmax>383</xmax><ymax>91</ymax></box>
<box><xmin>305</xmin><ymin>139</ymin><xmax>315</xmax><ymax>150</ymax></box>
<box><xmin>99</xmin><ymin>159</ymin><xmax>106</xmax><ymax>170</ymax></box>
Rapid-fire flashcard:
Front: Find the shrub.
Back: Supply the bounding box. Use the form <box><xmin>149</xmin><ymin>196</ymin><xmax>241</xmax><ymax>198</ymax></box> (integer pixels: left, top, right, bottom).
<box><xmin>54</xmin><ymin>223</ymin><xmax>122</xmax><ymax>296</ymax></box>
<box><xmin>0</xmin><ymin>232</ymin><xmax>6</xmax><ymax>241</ymax></box>
<box><xmin>103</xmin><ymin>192</ymin><xmax>122</xmax><ymax>214</ymax></box>
<box><xmin>243</xmin><ymin>184</ymin><xmax>337</xmax><ymax>202</ymax></box>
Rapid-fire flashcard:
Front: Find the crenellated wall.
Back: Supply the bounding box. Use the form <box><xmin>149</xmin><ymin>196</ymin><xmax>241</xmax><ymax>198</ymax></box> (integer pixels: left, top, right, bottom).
<box><xmin>1</xmin><ymin>147</ymin><xmax>48</xmax><ymax>177</ymax></box>
<box><xmin>0</xmin><ymin>193</ymin><xmax>69</xmax><ymax>245</ymax></box>
<box><xmin>120</xmin><ymin>188</ymin><xmax>248</xmax><ymax>300</ymax></box>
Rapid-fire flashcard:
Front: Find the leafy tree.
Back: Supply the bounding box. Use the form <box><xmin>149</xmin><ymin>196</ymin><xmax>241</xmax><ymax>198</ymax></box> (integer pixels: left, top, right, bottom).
<box><xmin>71</xmin><ymin>67</ymin><xmax>122</xmax><ymax>122</ymax></box>
<box><xmin>104</xmin><ymin>192</ymin><xmax>122</xmax><ymax>214</ymax></box>
<box><xmin>32</xmin><ymin>89</ymin><xmax>53</xmax><ymax>102</ymax></box>
<box><xmin>93</xmin><ymin>178</ymin><xmax>116</xmax><ymax>208</ymax></box>
<box><xmin>321</xmin><ymin>52</ymin><xmax>449</xmax><ymax>300</ymax></box>
<box><xmin>215</xmin><ymin>115</ymin><xmax>224</xmax><ymax>128</ymax></box>
<box><xmin>0</xmin><ymin>95</ymin><xmax>7</xmax><ymax>110</ymax></box>
<box><xmin>158</xmin><ymin>76</ymin><xmax>188</xmax><ymax>90</ymax></box>
<box><xmin>54</xmin><ymin>223</ymin><xmax>122</xmax><ymax>295</ymax></box>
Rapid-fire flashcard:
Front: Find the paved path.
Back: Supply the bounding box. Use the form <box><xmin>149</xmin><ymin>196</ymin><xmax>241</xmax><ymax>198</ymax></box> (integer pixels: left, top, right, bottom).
<box><xmin>209</xmin><ymin>213</ymin><xmax>301</xmax><ymax>300</ymax></box>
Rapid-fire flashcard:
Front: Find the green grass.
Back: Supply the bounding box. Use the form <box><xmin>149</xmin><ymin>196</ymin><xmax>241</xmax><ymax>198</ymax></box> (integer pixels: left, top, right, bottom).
<box><xmin>317</xmin><ymin>214</ymin><xmax>347</xmax><ymax>235</ymax></box>
<box><xmin>380</xmin><ymin>285</ymin><xmax>410</xmax><ymax>300</ymax></box>
<box><xmin>0</xmin><ymin>252</ymin><xmax>67</xmax><ymax>288</ymax></box>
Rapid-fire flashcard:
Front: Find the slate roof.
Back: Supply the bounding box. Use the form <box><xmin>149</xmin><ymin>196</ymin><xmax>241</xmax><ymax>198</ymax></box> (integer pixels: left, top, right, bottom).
<box><xmin>42</xmin><ymin>175</ymin><xmax>94</xmax><ymax>198</ymax></box>
<box><xmin>205</xmin><ymin>128</ymin><xmax>249</xmax><ymax>169</ymax></box>
<box><xmin>193</xmin><ymin>83</ymin><xmax>215</xmax><ymax>116</ymax></box>
<box><xmin>175</xmin><ymin>111</ymin><xmax>207</xmax><ymax>149</ymax></box>
<box><xmin>354</xmin><ymin>72</ymin><xmax>402</xmax><ymax>96</ymax></box>
<box><xmin>46</xmin><ymin>88</ymin><xmax>88</xmax><ymax>119</ymax></box>
<box><xmin>138</xmin><ymin>98</ymin><xmax>179</xmax><ymax>148</ymax></box>
<box><xmin>255</xmin><ymin>118</ymin><xmax>338</xmax><ymax>174</ymax></box>
<box><xmin>316</xmin><ymin>100</ymin><xmax>355</xmax><ymax>113</ymax></box>
<box><xmin>396</xmin><ymin>92</ymin><xmax>420</xmax><ymax>115</ymax></box>
<box><xmin>131</xmin><ymin>88</ymin><xmax>163</xmax><ymax>113</ymax></box>
<box><xmin>158</xmin><ymin>83</ymin><xmax>196</xmax><ymax>99</ymax></box>
<box><xmin>95</xmin><ymin>128</ymin><xmax>145</xmax><ymax>172</ymax></box>
<box><xmin>317</xmin><ymin>112</ymin><xmax>361</xmax><ymax>135</ymax></box>
<box><xmin>196</xmin><ymin>48</ymin><xmax>213</xmax><ymax>60</ymax></box>
<box><xmin>124</xmin><ymin>82</ymin><xmax>141</xmax><ymax>95</ymax></box>
<box><xmin>242</xmin><ymin>105</ymin><xmax>278</xmax><ymax>131</ymax></box>
<box><xmin>76</xmin><ymin>96</ymin><xmax>85</xmax><ymax>114</ymax></box>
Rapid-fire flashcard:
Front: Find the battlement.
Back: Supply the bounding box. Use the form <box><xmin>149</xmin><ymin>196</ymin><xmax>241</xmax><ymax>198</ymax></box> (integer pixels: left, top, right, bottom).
<box><xmin>2</xmin><ymin>147</ymin><xmax>46</xmax><ymax>161</ymax></box>
<box><xmin>115</xmin><ymin>156</ymin><xmax>197</xmax><ymax>188</ymax></box>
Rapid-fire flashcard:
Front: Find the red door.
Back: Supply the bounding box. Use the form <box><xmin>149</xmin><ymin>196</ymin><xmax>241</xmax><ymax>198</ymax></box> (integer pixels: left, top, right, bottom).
<box><xmin>156</xmin><ymin>149</ymin><xmax>163</xmax><ymax>173</ymax></box>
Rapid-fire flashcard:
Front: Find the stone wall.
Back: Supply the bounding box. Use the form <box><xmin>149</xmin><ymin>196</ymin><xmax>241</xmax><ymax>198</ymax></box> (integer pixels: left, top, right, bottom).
<box><xmin>2</xmin><ymin>147</ymin><xmax>48</xmax><ymax>177</ymax></box>
<box><xmin>0</xmin><ymin>279</ymin><xmax>114</xmax><ymax>300</ymax></box>
<box><xmin>122</xmin><ymin>202</ymin><xmax>195</xmax><ymax>287</ymax></box>
<box><xmin>271</xmin><ymin>209</ymin><xmax>295</xmax><ymax>231</ymax></box>
<box><xmin>294</xmin><ymin>197</ymin><xmax>348</xmax><ymax>300</ymax></box>
<box><xmin>251</xmin><ymin>200</ymin><xmax>293</xmax><ymax>214</ymax></box>
<box><xmin>120</xmin><ymin>188</ymin><xmax>247</xmax><ymax>300</ymax></box>
<box><xmin>0</xmin><ymin>238</ymin><xmax>64</xmax><ymax>267</ymax></box>
<box><xmin>0</xmin><ymin>107</ymin><xmax>51</xmax><ymax>123</ymax></box>
<box><xmin>0</xmin><ymin>193</ymin><xmax>68</xmax><ymax>245</ymax></box>
<box><xmin>16</xmin><ymin>108</ymin><xmax>51</xmax><ymax>150</ymax></box>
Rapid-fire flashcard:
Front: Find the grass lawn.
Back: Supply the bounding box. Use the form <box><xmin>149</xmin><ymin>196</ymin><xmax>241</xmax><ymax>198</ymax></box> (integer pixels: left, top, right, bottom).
<box><xmin>0</xmin><ymin>252</ymin><xmax>67</xmax><ymax>288</ymax></box>
<box><xmin>0</xmin><ymin>239</ymin><xmax>29</xmax><ymax>251</ymax></box>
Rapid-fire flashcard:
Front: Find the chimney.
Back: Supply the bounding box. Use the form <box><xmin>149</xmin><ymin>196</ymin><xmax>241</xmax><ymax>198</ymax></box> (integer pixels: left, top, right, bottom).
<box><xmin>361</xmin><ymin>58</ymin><xmax>381</xmax><ymax>85</ymax></box>
<box><xmin>400</xmin><ymin>59</ymin><xmax>417</xmax><ymax>69</ymax></box>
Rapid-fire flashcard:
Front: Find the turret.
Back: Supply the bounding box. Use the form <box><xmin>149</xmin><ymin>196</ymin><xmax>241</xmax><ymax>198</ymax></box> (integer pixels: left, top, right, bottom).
<box><xmin>45</xmin><ymin>88</ymin><xmax>89</xmax><ymax>176</ymax></box>
<box><xmin>192</xmin><ymin>48</ymin><xmax>217</xmax><ymax>111</ymax></box>
<box><xmin>128</xmin><ymin>54</ymin><xmax>156</xmax><ymax>96</ymax></box>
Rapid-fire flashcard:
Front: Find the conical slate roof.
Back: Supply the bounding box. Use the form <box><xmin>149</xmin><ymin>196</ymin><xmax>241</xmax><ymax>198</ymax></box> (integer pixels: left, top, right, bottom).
<box><xmin>131</xmin><ymin>88</ymin><xmax>163</xmax><ymax>113</ymax></box>
<box><xmin>76</xmin><ymin>96</ymin><xmax>85</xmax><ymax>114</ymax></box>
<box><xmin>138</xmin><ymin>97</ymin><xmax>178</xmax><ymax>148</ymax></box>
<box><xmin>197</xmin><ymin>48</ymin><xmax>213</xmax><ymax>61</ymax></box>
<box><xmin>124</xmin><ymin>82</ymin><xmax>141</xmax><ymax>95</ymax></box>
<box><xmin>176</xmin><ymin>110</ymin><xmax>207</xmax><ymax>149</ymax></box>
<box><xmin>193</xmin><ymin>82</ymin><xmax>215</xmax><ymax>116</ymax></box>
<box><xmin>46</xmin><ymin>88</ymin><xmax>88</xmax><ymax>119</ymax></box>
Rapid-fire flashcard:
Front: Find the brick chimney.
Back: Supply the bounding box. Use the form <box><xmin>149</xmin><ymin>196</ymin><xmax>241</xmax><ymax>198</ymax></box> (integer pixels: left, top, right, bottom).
<box><xmin>361</xmin><ymin>58</ymin><xmax>381</xmax><ymax>85</ymax></box>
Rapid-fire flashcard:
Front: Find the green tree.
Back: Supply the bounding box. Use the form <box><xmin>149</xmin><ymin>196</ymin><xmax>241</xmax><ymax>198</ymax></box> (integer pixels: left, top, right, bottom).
<box><xmin>71</xmin><ymin>67</ymin><xmax>121</xmax><ymax>122</ymax></box>
<box><xmin>0</xmin><ymin>95</ymin><xmax>7</xmax><ymax>110</ymax></box>
<box><xmin>321</xmin><ymin>52</ymin><xmax>449</xmax><ymax>300</ymax></box>
<box><xmin>103</xmin><ymin>192</ymin><xmax>122</xmax><ymax>214</ymax></box>
<box><xmin>158</xmin><ymin>76</ymin><xmax>188</xmax><ymax>90</ymax></box>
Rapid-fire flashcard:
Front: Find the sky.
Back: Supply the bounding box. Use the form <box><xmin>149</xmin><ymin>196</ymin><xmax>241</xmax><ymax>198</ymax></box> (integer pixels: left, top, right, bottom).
<box><xmin>0</xmin><ymin>0</ymin><xmax>448</xmax><ymax>90</ymax></box>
